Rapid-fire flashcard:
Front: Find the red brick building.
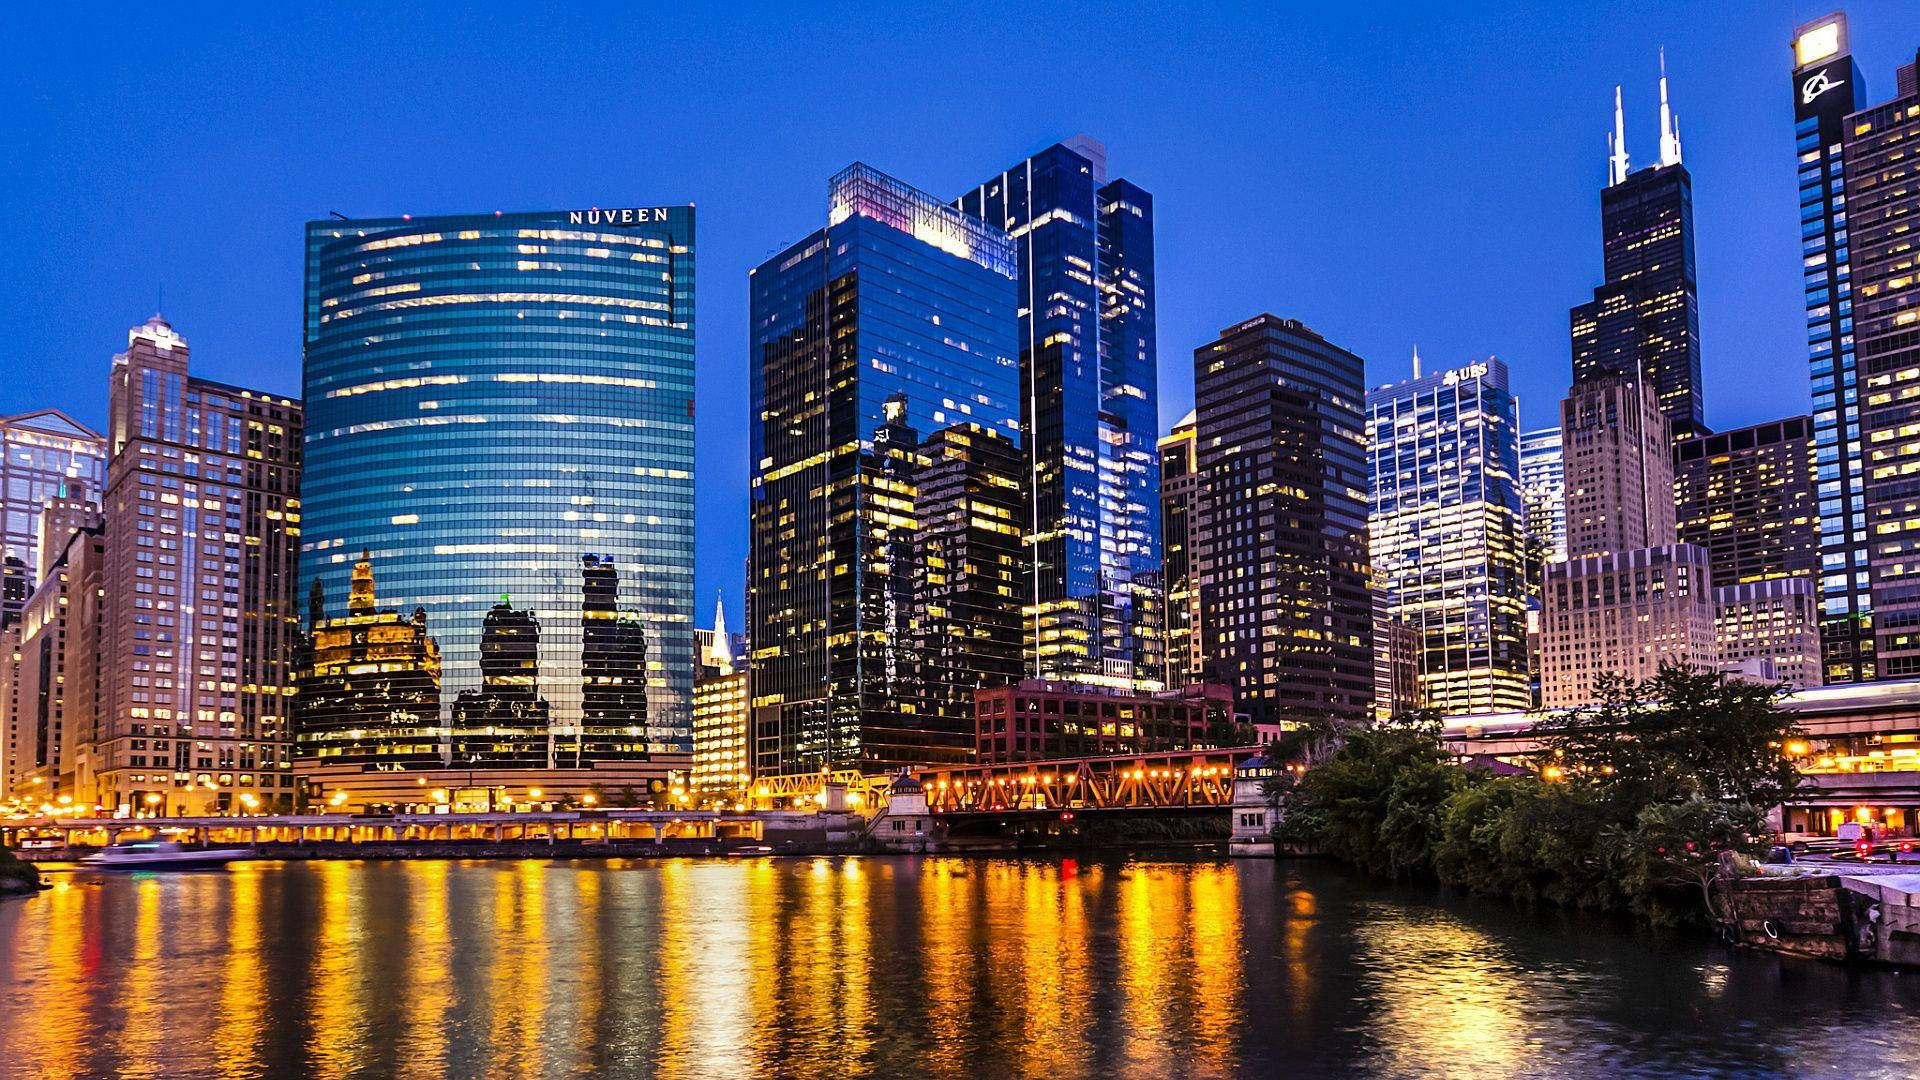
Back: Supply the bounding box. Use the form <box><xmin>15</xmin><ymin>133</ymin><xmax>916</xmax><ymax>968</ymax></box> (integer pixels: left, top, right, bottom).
<box><xmin>973</xmin><ymin>680</ymin><xmax>1237</xmax><ymax>764</ymax></box>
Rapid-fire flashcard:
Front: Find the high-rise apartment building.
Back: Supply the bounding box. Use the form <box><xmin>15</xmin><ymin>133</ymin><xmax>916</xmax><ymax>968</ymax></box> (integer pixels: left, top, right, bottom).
<box><xmin>1572</xmin><ymin>72</ymin><xmax>1704</xmax><ymax>438</ymax></box>
<box><xmin>1158</xmin><ymin>412</ymin><xmax>1204</xmax><ymax>690</ymax></box>
<box><xmin>1367</xmin><ymin>358</ymin><xmax>1530</xmax><ymax>713</ymax></box>
<box><xmin>0</xmin><ymin>410</ymin><xmax>105</xmax><ymax>623</ymax></box>
<box><xmin>92</xmin><ymin>315</ymin><xmax>303</xmax><ymax>815</ymax></box>
<box><xmin>1845</xmin><ymin>45</ymin><xmax>1920</xmax><ymax>678</ymax></box>
<box><xmin>749</xmin><ymin>164</ymin><xmax>1022</xmax><ymax>777</ymax></box>
<box><xmin>1191</xmin><ymin>315</ymin><xmax>1373</xmax><ymax>728</ymax></box>
<box><xmin>1673</xmin><ymin>417</ymin><xmax>1819</xmax><ymax>589</ymax></box>
<box><xmin>1790</xmin><ymin>12</ymin><xmax>1872</xmax><ymax>683</ymax></box>
<box><xmin>300</xmin><ymin>207</ymin><xmax>695</xmax><ymax>803</ymax></box>
<box><xmin>1561</xmin><ymin>373</ymin><xmax>1676</xmax><ymax>559</ymax></box>
<box><xmin>955</xmin><ymin>138</ymin><xmax>1161</xmax><ymax>690</ymax></box>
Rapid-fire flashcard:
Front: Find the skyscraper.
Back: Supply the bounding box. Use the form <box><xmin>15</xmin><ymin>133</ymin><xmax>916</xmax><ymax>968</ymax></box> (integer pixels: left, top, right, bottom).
<box><xmin>1560</xmin><ymin>372</ymin><xmax>1676</xmax><ymax>559</ymax></box>
<box><xmin>1572</xmin><ymin>71</ymin><xmax>1704</xmax><ymax>438</ymax></box>
<box><xmin>0</xmin><ymin>410</ymin><xmax>105</xmax><ymax>624</ymax></box>
<box><xmin>300</xmin><ymin>206</ymin><xmax>695</xmax><ymax>801</ymax></box>
<box><xmin>295</xmin><ymin>552</ymin><xmax>442</xmax><ymax>770</ymax></box>
<box><xmin>955</xmin><ymin>138</ymin><xmax>1161</xmax><ymax>690</ymax></box>
<box><xmin>1673</xmin><ymin>417</ymin><xmax>1819</xmax><ymax>589</ymax></box>
<box><xmin>749</xmin><ymin>164</ymin><xmax>1022</xmax><ymax>777</ymax></box>
<box><xmin>1790</xmin><ymin>13</ymin><xmax>1871</xmax><ymax>684</ymax></box>
<box><xmin>1158</xmin><ymin>412</ymin><xmax>1204</xmax><ymax>690</ymax></box>
<box><xmin>1519</xmin><ymin>427</ymin><xmax>1568</xmax><ymax>569</ymax></box>
<box><xmin>1191</xmin><ymin>315</ymin><xmax>1373</xmax><ymax>728</ymax></box>
<box><xmin>1367</xmin><ymin>357</ymin><xmax>1530</xmax><ymax>714</ymax></box>
<box><xmin>1846</xmin><ymin>46</ymin><xmax>1920</xmax><ymax>678</ymax></box>
<box><xmin>92</xmin><ymin>315</ymin><xmax>303</xmax><ymax>815</ymax></box>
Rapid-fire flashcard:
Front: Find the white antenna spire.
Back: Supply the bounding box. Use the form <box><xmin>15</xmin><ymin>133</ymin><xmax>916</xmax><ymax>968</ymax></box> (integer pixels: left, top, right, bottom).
<box><xmin>1658</xmin><ymin>48</ymin><xmax>1682</xmax><ymax>166</ymax></box>
<box><xmin>1609</xmin><ymin>85</ymin><xmax>1631</xmax><ymax>186</ymax></box>
<box><xmin>1412</xmin><ymin>344</ymin><xmax>1421</xmax><ymax>380</ymax></box>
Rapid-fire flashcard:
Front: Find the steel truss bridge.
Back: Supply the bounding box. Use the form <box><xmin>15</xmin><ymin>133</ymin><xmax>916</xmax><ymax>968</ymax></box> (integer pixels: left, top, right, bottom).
<box><xmin>916</xmin><ymin>748</ymin><xmax>1259</xmax><ymax>816</ymax></box>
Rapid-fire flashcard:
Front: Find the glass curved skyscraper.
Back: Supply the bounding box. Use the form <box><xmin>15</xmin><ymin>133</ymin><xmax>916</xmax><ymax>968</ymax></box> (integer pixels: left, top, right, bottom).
<box><xmin>299</xmin><ymin>208</ymin><xmax>694</xmax><ymax>795</ymax></box>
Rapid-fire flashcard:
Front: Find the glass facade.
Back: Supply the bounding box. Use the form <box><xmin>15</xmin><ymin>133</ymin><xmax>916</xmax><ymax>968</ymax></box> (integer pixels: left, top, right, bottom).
<box><xmin>1519</xmin><ymin>426</ymin><xmax>1567</xmax><ymax>568</ymax></box>
<box><xmin>1672</xmin><ymin>416</ymin><xmax>1819</xmax><ymax>589</ymax></box>
<box><xmin>749</xmin><ymin>164</ymin><xmax>1021</xmax><ymax>777</ymax></box>
<box><xmin>1367</xmin><ymin>359</ymin><xmax>1530</xmax><ymax>714</ymax></box>
<box><xmin>955</xmin><ymin>139</ymin><xmax>1161</xmax><ymax>689</ymax></box>
<box><xmin>300</xmin><ymin>207</ymin><xmax>696</xmax><ymax>769</ymax></box>
<box><xmin>1790</xmin><ymin>12</ymin><xmax>1871</xmax><ymax>683</ymax></box>
<box><xmin>0</xmin><ymin>409</ymin><xmax>106</xmax><ymax>623</ymax></box>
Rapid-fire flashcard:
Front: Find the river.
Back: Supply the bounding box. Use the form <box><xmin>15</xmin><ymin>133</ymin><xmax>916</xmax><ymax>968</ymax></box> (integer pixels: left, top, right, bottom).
<box><xmin>1</xmin><ymin>856</ymin><xmax>1917</xmax><ymax>1078</ymax></box>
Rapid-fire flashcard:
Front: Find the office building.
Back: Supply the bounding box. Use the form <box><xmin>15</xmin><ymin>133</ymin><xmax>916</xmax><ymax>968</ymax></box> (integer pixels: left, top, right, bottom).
<box><xmin>1538</xmin><ymin>544</ymin><xmax>1718</xmax><ymax>708</ymax></box>
<box><xmin>955</xmin><ymin>138</ymin><xmax>1161</xmax><ymax>689</ymax></box>
<box><xmin>691</xmin><ymin>663</ymin><xmax>748</xmax><ymax>802</ymax></box>
<box><xmin>1191</xmin><ymin>315</ymin><xmax>1373</xmax><ymax>728</ymax></box>
<box><xmin>1367</xmin><ymin>357</ymin><xmax>1530</xmax><ymax>713</ymax></box>
<box><xmin>1716</xmin><ymin>578</ymin><xmax>1823</xmax><ymax>690</ymax></box>
<box><xmin>1560</xmin><ymin>372</ymin><xmax>1676</xmax><ymax>558</ymax></box>
<box><xmin>1572</xmin><ymin>70</ymin><xmax>1703</xmax><ymax>437</ymax></box>
<box><xmin>300</xmin><ymin>206</ymin><xmax>696</xmax><ymax>803</ymax></box>
<box><xmin>749</xmin><ymin>164</ymin><xmax>1021</xmax><ymax>777</ymax></box>
<box><xmin>1673</xmin><ymin>417</ymin><xmax>1820</xmax><ymax>588</ymax></box>
<box><xmin>0</xmin><ymin>410</ymin><xmax>105</xmax><ymax>623</ymax></box>
<box><xmin>294</xmin><ymin>551</ymin><xmax>442</xmax><ymax>770</ymax></box>
<box><xmin>1371</xmin><ymin>580</ymin><xmax>1422</xmax><ymax>720</ymax></box>
<box><xmin>1520</xmin><ymin>426</ymin><xmax>1567</xmax><ymax>571</ymax></box>
<box><xmin>91</xmin><ymin>315</ymin><xmax>303</xmax><ymax>815</ymax></box>
<box><xmin>0</xmin><ymin>498</ymin><xmax>102</xmax><ymax>803</ymax></box>
<box><xmin>1847</xmin><ymin>46</ymin><xmax>1920</xmax><ymax>678</ymax></box>
<box><xmin>1158</xmin><ymin>412</ymin><xmax>1204</xmax><ymax>690</ymax></box>
<box><xmin>1790</xmin><ymin>12</ymin><xmax>1872</xmax><ymax>683</ymax></box>
<box><xmin>972</xmin><ymin>679</ymin><xmax>1233</xmax><ymax>764</ymax></box>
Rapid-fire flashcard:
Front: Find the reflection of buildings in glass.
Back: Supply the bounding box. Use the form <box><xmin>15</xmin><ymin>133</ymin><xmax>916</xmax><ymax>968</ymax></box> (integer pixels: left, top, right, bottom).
<box><xmin>0</xmin><ymin>409</ymin><xmax>107</xmax><ymax>620</ymax></box>
<box><xmin>451</xmin><ymin>602</ymin><xmax>552</xmax><ymax>767</ymax></box>
<box><xmin>295</xmin><ymin>551</ymin><xmax>442</xmax><ymax>768</ymax></box>
<box><xmin>577</xmin><ymin>554</ymin><xmax>649</xmax><ymax>763</ymax></box>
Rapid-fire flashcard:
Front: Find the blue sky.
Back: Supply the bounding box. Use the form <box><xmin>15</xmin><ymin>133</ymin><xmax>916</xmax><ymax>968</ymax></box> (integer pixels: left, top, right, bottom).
<box><xmin>4</xmin><ymin>1</ymin><xmax>1916</xmax><ymax>625</ymax></box>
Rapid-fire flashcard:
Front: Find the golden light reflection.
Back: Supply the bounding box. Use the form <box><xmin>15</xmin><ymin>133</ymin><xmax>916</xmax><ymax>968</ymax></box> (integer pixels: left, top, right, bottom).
<box><xmin>1349</xmin><ymin>908</ymin><xmax>1537</xmax><ymax>1076</ymax></box>
<box><xmin>215</xmin><ymin>865</ymin><xmax>266</xmax><ymax>1078</ymax></box>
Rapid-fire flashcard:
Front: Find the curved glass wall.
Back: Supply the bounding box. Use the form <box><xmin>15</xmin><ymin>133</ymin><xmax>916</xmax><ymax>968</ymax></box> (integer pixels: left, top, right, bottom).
<box><xmin>300</xmin><ymin>208</ymin><xmax>695</xmax><ymax>768</ymax></box>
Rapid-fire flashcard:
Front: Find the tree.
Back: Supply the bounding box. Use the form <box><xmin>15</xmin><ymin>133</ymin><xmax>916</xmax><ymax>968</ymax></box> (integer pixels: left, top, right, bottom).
<box><xmin>1276</xmin><ymin>712</ymin><xmax>1460</xmax><ymax>879</ymax></box>
<box><xmin>1531</xmin><ymin>664</ymin><xmax>1804</xmax><ymax>807</ymax></box>
<box><xmin>1613</xmin><ymin>798</ymin><xmax>1769</xmax><ymax>927</ymax></box>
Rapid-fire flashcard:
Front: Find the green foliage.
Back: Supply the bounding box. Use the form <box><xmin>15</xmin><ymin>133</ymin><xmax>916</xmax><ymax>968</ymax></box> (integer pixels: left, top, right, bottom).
<box><xmin>0</xmin><ymin>846</ymin><xmax>41</xmax><ymax>892</ymax></box>
<box><xmin>1284</xmin><ymin>669</ymin><xmax>1802</xmax><ymax>928</ymax></box>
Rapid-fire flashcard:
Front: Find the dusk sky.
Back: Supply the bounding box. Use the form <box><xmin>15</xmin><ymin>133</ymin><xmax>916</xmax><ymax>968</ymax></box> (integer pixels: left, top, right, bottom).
<box><xmin>6</xmin><ymin>1</ymin><xmax>1917</xmax><ymax>622</ymax></box>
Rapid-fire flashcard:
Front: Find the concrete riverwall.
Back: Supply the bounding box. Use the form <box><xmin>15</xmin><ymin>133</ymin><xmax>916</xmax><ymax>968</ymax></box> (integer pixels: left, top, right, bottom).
<box><xmin>1725</xmin><ymin>871</ymin><xmax>1920</xmax><ymax>967</ymax></box>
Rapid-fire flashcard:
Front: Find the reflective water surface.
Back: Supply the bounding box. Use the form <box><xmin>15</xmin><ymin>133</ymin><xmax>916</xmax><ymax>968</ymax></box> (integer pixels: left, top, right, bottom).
<box><xmin>2</xmin><ymin>856</ymin><xmax>1917</xmax><ymax>1078</ymax></box>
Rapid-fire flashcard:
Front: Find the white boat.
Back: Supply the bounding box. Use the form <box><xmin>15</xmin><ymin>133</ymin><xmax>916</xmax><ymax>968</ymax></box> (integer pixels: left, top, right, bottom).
<box><xmin>82</xmin><ymin>840</ymin><xmax>250</xmax><ymax>870</ymax></box>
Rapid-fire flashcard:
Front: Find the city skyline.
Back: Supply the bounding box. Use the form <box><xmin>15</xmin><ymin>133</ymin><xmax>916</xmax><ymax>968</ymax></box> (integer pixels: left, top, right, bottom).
<box><xmin>10</xmin><ymin>3</ymin><xmax>1920</xmax><ymax>622</ymax></box>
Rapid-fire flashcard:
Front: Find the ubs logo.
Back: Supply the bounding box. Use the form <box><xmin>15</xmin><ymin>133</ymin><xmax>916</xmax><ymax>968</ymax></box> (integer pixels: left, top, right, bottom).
<box><xmin>1802</xmin><ymin>68</ymin><xmax>1845</xmax><ymax>106</ymax></box>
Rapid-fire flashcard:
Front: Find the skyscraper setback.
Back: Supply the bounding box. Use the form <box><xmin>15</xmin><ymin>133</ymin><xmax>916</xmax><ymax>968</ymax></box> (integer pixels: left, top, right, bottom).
<box><xmin>1572</xmin><ymin>70</ymin><xmax>1704</xmax><ymax>438</ymax></box>
<box><xmin>1791</xmin><ymin>11</ymin><xmax>1871</xmax><ymax>683</ymax></box>
<box><xmin>749</xmin><ymin>164</ymin><xmax>1023</xmax><ymax>778</ymax></box>
<box><xmin>1190</xmin><ymin>315</ymin><xmax>1373</xmax><ymax>728</ymax></box>
<box><xmin>955</xmin><ymin>138</ymin><xmax>1161</xmax><ymax>690</ymax></box>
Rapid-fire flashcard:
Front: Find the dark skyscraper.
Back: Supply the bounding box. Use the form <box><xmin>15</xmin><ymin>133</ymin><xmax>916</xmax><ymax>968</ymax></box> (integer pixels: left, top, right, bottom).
<box><xmin>1673</xmin><ymin>417</ymin><xmax>1819</xmax><ymax>590</ymax></box>
<box><xmin>955</xmin><ymin>138</ymin><xmax>1161</xmax><ymax>690</ymax></box>
<box><xmin>1572</xmin><ymin>73</ymin><xmax>1705</xmax><ymax>438</ymax></box>
<box><xmin>578</xmin><ymin>554</ymin><xmax>649</xmax><ymax>764</ymax></box>
<box><xmin>1791</xmin><ymin>12</ymin><xmax>1871</xmax><ymax>683</ymax></box>
<box><xmin>1158</xmin><ymin>412</ymin><xmax>1204</xmax><ymax>691</ymax></box>
<box><xmin>749</xmin><ymin>164</ymin><xmax>1021</xmax><ymax>778</ymax></box>
<box><xmin>1846</xmin><ymin>42</ymin><xmax>1920</xmax><ymax>678</ymax></box>
<box><xmin>1192</xmin><ymin>315</ymin><xmax>1373</xmax><ymax>728</ymax></box>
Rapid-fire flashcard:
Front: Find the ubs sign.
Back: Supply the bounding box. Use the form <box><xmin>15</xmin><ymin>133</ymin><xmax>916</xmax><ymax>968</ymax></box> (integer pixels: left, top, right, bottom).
<box><xmin>567</xmin><ymin>207</ymin><xmax>672</xmax><ymax>225</ymax></box>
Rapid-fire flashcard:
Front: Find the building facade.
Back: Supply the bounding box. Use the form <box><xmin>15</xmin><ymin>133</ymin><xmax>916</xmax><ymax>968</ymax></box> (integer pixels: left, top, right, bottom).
<box><xmin>1367</xmin><ymin>358</ymin><xmax>1530</xmax><ymax>713</ymax></box>
<box><xmin>0</xmin><ymin>521</ymin><xmax>102</xmax><ymax>804</ymax></box>
<box><xmin>92</xmin><ymin>316</ymin><xmax>303</xmax><ymax>815</ymax></box>
<box><xmin>1791</xmin><ymin>12</ymin><xmax>1873</xmax><ymax>684</ymax></box>
<box><xmin>1673</xmin><ymin>416</ymin><xmax>1819</xmax><ymax>589</ymax></box>
<box><xmin>1560</xmin><ymin>373</ymin><xmax>1676</xmax><ymax>559</ymax></box>
<box><xmin>972</xmin><ymin>679</ymin><xmax>1231</xmax><ymax>764</ymax></box>
<box><xmin>1572</xmin><ymin>73</ymin><xmax>1704</xmax><ymax>438</ymax></box>
<box><xmin>295</xmin><ymin>552</ymin><xmax>442</xmax><ymax>771</ymax></box>
<box><xmin>749</xmin><ymin>164</ymin><xmax>1022</xmax><ymax>777</ymax></box>
<box><xmin>1519</xmin><ymin>426</ymin><xmax>1567</xmax><ymax>572</ymax></box>
<box><xmin>1539</xmin><ymin>544</ymin><xmax>1717</xmax><ymax>708</ymax></box>
<box><xmin>1191</xmin><ymin>315</ymin><xmax>1373</xmax><ymax>728</ymax></box>
<box><xmin>954</xmin><ymin>138</ymin><xmax>1161</xmax><ymax>690</ymax></box>
<box><xmin>300</xmin><ymin>207</ymin><xmax>696</xmax><ymax>798</ymax></box>
<box><xmin>1158</xmin><ymin>412</ymin><xmax>1204</xmax><ymax>690</ymax></box>
<box><xmin>0</xmin><ymin>410</ymin><xmax>105</xmax><ymax>624</ymax></box>
<box><xmin>1715</xmin><ymin>578</ymin><xmax>1823</xmax><ymax>690</ymax></box>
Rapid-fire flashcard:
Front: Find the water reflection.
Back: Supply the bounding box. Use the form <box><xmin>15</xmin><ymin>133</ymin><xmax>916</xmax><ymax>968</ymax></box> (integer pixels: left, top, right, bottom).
<box><xmin>2</xmin><ymin>857</ymin><xmax>1918</xmax><ymax>1078</ymax></box>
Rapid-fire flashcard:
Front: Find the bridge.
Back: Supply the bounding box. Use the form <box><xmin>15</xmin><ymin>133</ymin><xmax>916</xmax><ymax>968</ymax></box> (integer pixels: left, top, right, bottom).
<box><xmin>915</xmin><ymin>747</ymin><xmax>1259</xmax><ymax>817</ymax></box>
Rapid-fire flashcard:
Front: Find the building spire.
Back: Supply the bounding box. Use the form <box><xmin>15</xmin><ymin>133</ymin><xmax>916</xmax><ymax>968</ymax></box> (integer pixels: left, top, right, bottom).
<box><xmin>1608</xmin><ymin>84</ymin><xmax>1630</xmax><ymax>186</ymax></box>
<box><xmin>1658</xmin><ymin>48</ymin><xmax>1682</xmax><ymax>167</ymax></box>
<box><xmin>1411</xmin><ymin>343</ymin><xmax>1422</xmax><ymax>380</ymax></box>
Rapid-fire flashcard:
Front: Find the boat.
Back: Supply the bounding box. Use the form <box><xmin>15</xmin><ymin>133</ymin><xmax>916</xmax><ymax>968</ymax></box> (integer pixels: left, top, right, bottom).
<box><xmin>81</xmin><ymin>840</ymin><xmax>250</xmax><ymax>870</ymax></box>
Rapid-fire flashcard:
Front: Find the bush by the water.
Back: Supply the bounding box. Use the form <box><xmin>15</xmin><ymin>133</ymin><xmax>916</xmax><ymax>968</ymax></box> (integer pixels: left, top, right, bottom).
<box><xmin>1274</xmin><ymin>665</ymin><xmax>1795</xmax><ymax>926</ymax></box>
<box><xmin>0</xmin><ymin>846</ymin><xmax>40</xmax><ymax>894</ymax></box>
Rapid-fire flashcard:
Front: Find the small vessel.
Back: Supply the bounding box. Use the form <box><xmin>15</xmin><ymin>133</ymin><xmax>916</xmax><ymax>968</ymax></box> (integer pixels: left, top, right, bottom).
<box><xmin>82</xmin><ymin>840</ymin><xmax>250</xmax><ymax>870</ymax></box>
